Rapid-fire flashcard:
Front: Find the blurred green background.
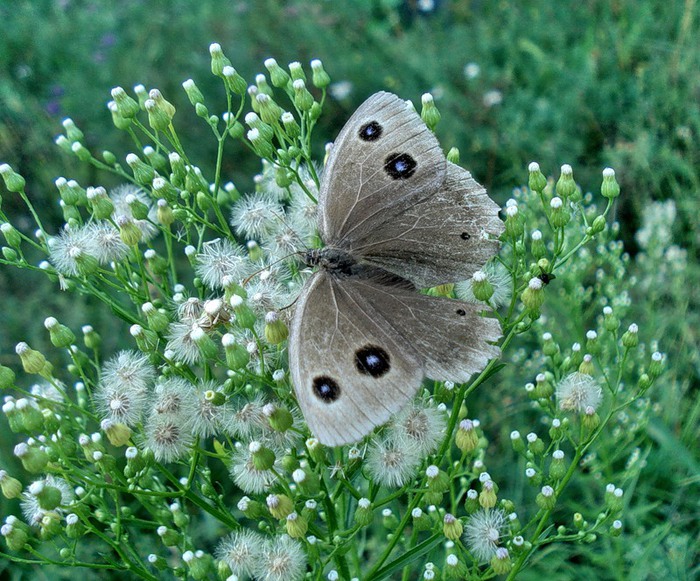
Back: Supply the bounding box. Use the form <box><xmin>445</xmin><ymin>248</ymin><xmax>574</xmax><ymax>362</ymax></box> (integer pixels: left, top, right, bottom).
<box><xmin>1</xmin><ymin>0</ymin><xmax>698</xmax><ymax>578</ymax></box>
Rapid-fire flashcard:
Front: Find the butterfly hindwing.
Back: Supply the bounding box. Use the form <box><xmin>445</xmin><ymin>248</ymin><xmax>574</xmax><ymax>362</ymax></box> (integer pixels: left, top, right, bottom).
<box><xmin>289</xmin><ymin>270</ymin><xmax>424</xmax><ymax>446</ymax></box>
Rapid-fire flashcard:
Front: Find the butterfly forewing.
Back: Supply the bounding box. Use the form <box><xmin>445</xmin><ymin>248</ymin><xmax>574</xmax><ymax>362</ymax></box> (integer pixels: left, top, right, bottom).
<box><xmin>319</xmin><ymin>92</ymin><xmax>446</xmax><ymax>247</ymax></box>
<box><xmin>352</xmin><ymin>162</ymin><xmax>505</xmax><ymax>288</ymax></box>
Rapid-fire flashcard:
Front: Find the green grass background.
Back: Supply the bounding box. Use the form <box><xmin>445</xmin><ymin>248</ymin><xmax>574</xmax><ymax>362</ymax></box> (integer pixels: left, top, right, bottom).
<box><xmin>0</xmin><ymin>1</ymin><xmax>698</xmax><ymax>578</ymax></box>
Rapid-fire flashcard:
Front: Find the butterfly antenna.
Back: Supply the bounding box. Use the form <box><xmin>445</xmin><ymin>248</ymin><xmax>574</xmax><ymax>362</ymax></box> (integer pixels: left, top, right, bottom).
<box><xmin>241</xmin><ymin>250</ymin><xmax>307</xmax><ymax>286</ymax></box>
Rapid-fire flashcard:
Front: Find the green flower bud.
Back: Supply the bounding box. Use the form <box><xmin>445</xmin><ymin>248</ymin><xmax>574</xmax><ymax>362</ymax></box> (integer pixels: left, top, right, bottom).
<box><xmin>443</xmin><ymin>513</ymin><xmax>463</xmax><ymax>541</ymax></box>
<box><xmin>602</xmin><ymin>306</ymin><xmax>620</xmax><ymax>333</ymax></box>
<box><xmin>2</xmin><ymin>523</ymin><xmax>29</xmax><ymax>551</ymax></box>
<box><xmin>220</xmin><ymin>65</ymin><xmax>246</xmax><ymax>95</ymax></box>
<box><xmin>14</xmin><ymin>442</ymin><xmax>49</xmax><ymax>473</ymax></box>
<box><xmin>264</xmin><ymin>58</ymin><xmax>291</xmax><ymax>88</ymax></box>
<box><xmin>0</xmin><ymin>470</ymin><xmax>22</xmax><ymax>499</ymax></box>
<box><xmin>1</xmin><ymin>223</ymin><xmax>21</xmax><ymax>249</ymax></box>
<box><xmin>44</xmin><ymin>316</ymin><xmax>75</xmax><ymax>348</ymax></box>
<box><xmin>237</xmin><ymin>495</ymin><xmax>266</xmax><ymax>520</ymax></box>
<box><xmin>288</xmin><ymin>61</ymin><xmax>306</xmax><ymax>82</ymax></box>
<box><xmin>648</xmin><ymin>351</ymin><xmax>665</xmax><ymax>379</ymax></box>
<box><xmin>130</xmin><ymin>324</ymin><xmax>158</xmax><ymax>353</ymax></box>
<box><xmin>253</xmin><ymin>94</ymin><xmax>280</xmax><ymax>126</ymax></box>
<box><xmin>354</xmin><ymin>498</ymin><xmax>374</xmax><ymax>527</ymax></box>
<box><xmin>62</xmin><ymin>117</ymin><xmax>84</xmax><ymax>142</ymax></box>
<box><xmin>555</xmin><ymin>164</ymin><xmax>576</xmax><ymax>200</ymax></box>
<box><xmin>573</xmin><ymin>512</ymin><xmax>585</xmax><ymax>530</ymax></box>
<box><xmin>601</xmin><ymin>167</ymin><xmax>620</xmax><ymax>199</ymax></box>
<box><xmin>0</xmin><ymin>164</ymin><xmax>26</xmax><ymax>192</ymax></box>
<box><xmin>469</xmin><ymin>270</ymin><xmax>494</xmax><ymax>302</ymax></box>
<box><xmin>491</xmin><ymin>548</ymin><xmax>512</xmax><ymax>575</ymax></box>
<box><xmin>527</xmin><ymin>433</ymin><xmax>545</xmax><ymax>455</ymax></box>
<box><xmin>117</xmin><ymin>216</ymin><xmax>142</xmax><ymax>247</ymax></box>
<box><xmin>530</xmin><ymin>229</ymin><xmax>546</xmax><ymax>259</ymax></box>
<box><xmin>382</xmin><ymin>509</ymin><xmax>399</xmax><ymax>530</ymax></box>
<box><xmin>444</xmin><ymin>554</ymin><xmax>468</xmax><ymax>580</ymax></box>
<box><xmin>609</xmin><ymin>519</ymin><xmax>623</xmax><ymax>537</ymax></box>
<box><xmin>71</xmin><ymin>142</ymin><xmax>92</xmax><ymax>162</ymax></box>
<box><xmin>182</xmin><ymin>79</ymin><xmax>205</xmax><ymax>107</ymax></box>
<box><xmin>456</xmin><ymin>419</ymin><xmax>480</xmax><ymax>453</ymax></box>
<box><xmin>621</xmin><ymin>323</ymin><xmax>639</xmax><ymax>348</ymax></box>
<box><xmin>285</xmin><ymin>512</ymin><xmax>308</xmax><ymax>539</ymax></box>
<box><xmin>445</xmin><ymin>147</ymin><xmax>460</xmax><ymax>164</ymax></box>
<box><xmin>504</xmin><ymin>203</ymin><xmax>525</xmax><ymax>238</ymax></box>
<box><xmin>247</xmin><ymin>127</ymin><xmax>275</xmax><ymax>158</ymax></box>
<box><xmin>144</xmin><ymin>99</ymin><xmax>171</xmax><ymax>132</ymax></box>
<box><xmin>209</xmin><ymin>43</ymin><xmax>231</xmax><ymax>77</ymax></box>
<box><xmin>590</xmin><ymin>215</ymin><xmax>607</xmax><ymax>235</ymax></box>
<box><xmin>479</xmin><ymin>480</ymin><xmax>498</xmax><ymax>509</ymax></box>
<box><xmin>637</xmin><ymin>373</ymin><xmax>652</xmax><ymax>392</ymax></box>
<box><xmin>157</xmin><ymin>525</ymin><xmax>181</xmax><ymax>547</ymax></box>
<box><xmin>15</xmin><ymin>398</ymin><xmax>44</xmax><ymax>432</ymax></box>
<box><xmin>264</xmin><ymin>311</ymin><xmax>289</xmax><ymax>344</ymax></box>
<box><xmin>82</xmin><ymin>325</ymin><xmax>101</xmax><ymax>350</ymax></box>
<box><xmin>605</xmin><ymin>484</ymin><xmax>624</xmax><ymax>513</ymax></box>
<box><xmin>16</xmin><ymin>342</ymin><xmax>48</xmax><ymax>375</ymax></box>
<box><xmin>528</xmin><ymin>162</ymin><xmax>547</xmax><ymax>192</ymax></box>
<box><xmin>222</xmin><ymin>334</ymin><xmax>249</xmax><ymax>370</ymax></box>
<box><xmin>464</xmin><ymin>489</ymin><xmax>480</xmax><ymax>513</ymax></box>
<box><xmin>292</xmin><ymin>79</ymin><xmax>314</xmax><ymax>111</ymax></box>
<box><xmin>420</xmin><ymin>93</ymin><xmax>441</xmax><ymax>131</ymax></box>
<box><xmin>0</xmin><ymin>365</ymin><xmax>16</xmax><ymax>389</ymax></box>
<box><xmin>101</xmin><ymin>419</ymin><xmax>132</xmax><ymax>447</ymax></box>
<box><xmin>2</xmin><ymin>247</ymin><xmax>17</xmax><ymax>261</ymax></box>
<box><xmin>521</xmin><ymin>277</ymin><xmax>545</xmax><ymax>314</ymax></box>
<box><xmin>426</xmin><ymin>465</ymin><xmax>450</xmax><ymax>493</ymax></box>
<box><xmin>108</xmin><ymin>101</ymin><xmax>132</xmax><ymax>130</ymax></box>
<box><xmin>549</xmin><ymin>196</ymin><xmax>570</xmax><ymax>228</ymax></box>
<box><xmin>126</xmin><ymin>153</ymin><xmax>156</xmax><ymax>186</ymax></box>
<box><xmin>266</xmin><ymin>493</ymin><xmax>293</xmax><ymax>519</ymax></box>
<box><xmin>536</xmin><ymin>485</ymin><xmax>557</xmax><ymax>510</ymax></box>
<box><xmin>86</xmin><ymin>186</ymin><xmax>115</xmax><ymax>220</ymax></box>
<box><xmin>230</xmin><ymin>295</ymin><xmax>257</xmax><ymax>330</ymax></box>
<box><xmin>110</xmin><ymin>87</ymin><xmax>140</xmax><ymax>118</ymax></box>
<box><xmin>510</xmin><ymin>430</ymin><xmax>525</xmax><ymax>453</ymax></box>
<box><xmin>549</xmin><ymin>450</ymin><xmax>567</xmax><ymax>480</ymax></box>
<box><xmin>310</xmin><ymin>59</ymin><xmax>330</xmax><ymax>88</ymax></box>
<box><xmin>249</xmin><ymin>441</ymin><xmax>275</xmax><ymax>471</ymax></box>
<box><xmin>578</xmin><ymin>353</ymin><xmax>595</xmax><ymax>375</ymax></box>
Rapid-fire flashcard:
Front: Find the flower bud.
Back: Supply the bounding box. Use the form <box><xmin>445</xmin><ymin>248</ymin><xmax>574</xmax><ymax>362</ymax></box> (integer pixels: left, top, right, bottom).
<box><xmin>86</xmin><ymin>186</ymin><xmax>115</xmax><ymax>220</ymax></box>
<box><xmin>264</xmin><ymin>58</ymin><xmax>291</xmax><ymax>88</ymax></box>
<box><xmin>354</xmin><ymin>498</ymin><xmax>374</xmax><ymax>527</ymax></box>
<box><xmin>0</xmin><ymin>470</ymin><xmax>22</xmax><ymax>499</ymax></box>
<box><xmin>209</xmin><ymin>43</ymin><xmax>232</xmax><ymax>77</ymax></box>
<box><xmin>310</xmin><ymin>59</ymin><xmax>330</xmax><ymax>88</ymax></box>
<box><xmin>1</xmin><ymin>223</ymin><xmax>21</xmax><ymax>249</ymax></box>
<box><xmin>648</xmin><ymin>351</ymin><xmax>665</xmax><ymax>379</ymax></box>
<box><xmin>222</xmin><ymin>65</ymin><xmax>247</xmax><ymax>95</ymax></box>
<box><xmin>157</xmin><ymin>525</ymin><xmax>181</xmax><ymax>547</ymax></box>
<box><xmin>237</xmin><ymin>495</ymin><xmax>266</xmax><ymax>519</ymax></box>
<box><xmin>456</xmin><ymin>419</ymin><xmax>479</xmax><ymax>453</ymax></box>
<box><xmin>222</xmin><ymin>334</ymin><xmax>249</xmax><ymax>370</ymax></box>
<box><xmin>504</xmin><ymin>203</ymin><xmax>525</xmax><ymax>238</ymax></box>
<box><xmin>446</xmin><ymin>147</ymin><xmax>460</xmax><ymax>164</ymax></box>
<box><xmin>266</xmin><ymin>493</ymin><xmax>293</xmax><ymax>519</ymax></box>
<box><xmin>549</xmin><ymin>450</ymin><xmax>567</xmax><ymax>480</ymax></box>
<box><xmin>0</xmin><ymin>164</ymin><xmax>26</xmax><ymax>193</ymax></box>
<box><xmin>528</xmin><ymin>162</ymin><xmax>547</xmax><ymax>192</ymax></box>
<box><xmin>16</xmin><ymin>342</ymin><xmax>48</xmax><ymax>375</ymax></box>
<box><xmin>230</xmin><ymin>295</ymin><xmax>256</xmax><ymax>330</ymax></box>
<box><xmin>249</xmin><ymin>441</ymin><xmax>275</xmax><ymax>471</ymax></box>
<box><xmin>491</xmin><ymin>547</ymin><xmax>512</xmax><ymax>575</ymax></box>
<box><xmin>521</xmin><ymin>277</ymin><xmax>544</xmax><ymax>314</ymax></box>
<box><xmin>264</xmin><ymin>311</ymin><xmax>289</xmax><ymax>344</ymax></box>
<box><xmin>420</xmin><ymin>93</ymin><xmax>441</xmax><ymax>131</ymax></box>
<box><xmin>536</xmin><ymin>485</ymin><xmax>556</xmax><ymax>510</ymax></box>
<box><xmin>285</xmin><ymin>511</ymin><xmax>308</xmax><ymax>538</ymax></box>
<box><xmin>621</xmin><ymin>323</ymin><xmax>639</xmax><ymax>348</ymax></box>
<box><xmin>549</xmin><ymin>197</ymin><xmax>570</xmax><ymax>228</ymax></box>
<box><xmin>2</xmin><ymin>523</ymin><xmax>28</xmax><ymax>551</ymax></box>
<box><xmin>288</xmin><ymin>61</ymin><xmax>306</xmax><ymax>82</ymax></box>
<box><xmin>182</xmin><ymin>79</ymin><xmax>205</xmax><ymax>107</ymax></box>
<box><xmin>601</xmin><ymin>167</ymin><xmax>620</xmax><ymax>199</ymax></box>
<box><xmin>111</xmin><ymin>87</ymin><xmax>140</xmax><ymax>119</ymax></box>
<box><xmin>555</xmin><ymin>164</ymin><xmax>576</xmax><ymax>199</ymax></box>
<box><xmin>14</xmin><ymin>442</ymin><xmax>49</xmax><ymax>473</ymax></box>
<box><xmin>442</xmin><ymin>513</ymin><xmax>463</xmax><ymax>541</ymax></box>
<box><xmin>292</xmin><ymin>79</ymin><xmax>314</xmax><ymax>111</ymax></box>
<box><xmin>101</xmin><ymin>419</ymin><xmax>132</xmax><ymax>447</ymax></box>
<box><xmin>44</xmin><ymin>316</ymin><xmax>75</xmax><ymax>348</ymax></box>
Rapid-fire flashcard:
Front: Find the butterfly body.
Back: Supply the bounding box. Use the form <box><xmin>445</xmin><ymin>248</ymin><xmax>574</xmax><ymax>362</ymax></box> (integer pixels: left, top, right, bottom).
<box><xmin>290</xmin><ymin>92</ymin><xmax>504</xmax><ymax>446</ymax></box>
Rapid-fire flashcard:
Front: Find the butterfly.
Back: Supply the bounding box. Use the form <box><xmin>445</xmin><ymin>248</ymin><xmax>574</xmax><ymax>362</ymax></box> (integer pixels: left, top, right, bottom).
<box><xmin>289</xmin><ymin>92</ymin><xmax>503</xmax><ymax>446</ymax></box>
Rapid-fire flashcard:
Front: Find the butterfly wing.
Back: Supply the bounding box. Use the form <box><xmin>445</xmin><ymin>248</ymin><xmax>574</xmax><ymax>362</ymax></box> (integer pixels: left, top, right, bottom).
<box><xmin>289</xmin><ymin>270</ymin><xmax>424</xmax><ymax>446</ymax></box>
<box><xmin>352</xmin><ymin>161</ymin><xmax>505</xmax><ymax>288</ymax></box>
<box><xmin>319</xmin><ymin>92</ymin><xmax>446</xmax><ymax>246</ymax></box>
<box><xmin>289</xmin><ymin>272</ymin><xmax>501</xmax><ymax>446</ymax></box>
<box><xmin>344</xmin><ymin>278</ymin><xmax>501</xmax><ymax>383</ymax></box>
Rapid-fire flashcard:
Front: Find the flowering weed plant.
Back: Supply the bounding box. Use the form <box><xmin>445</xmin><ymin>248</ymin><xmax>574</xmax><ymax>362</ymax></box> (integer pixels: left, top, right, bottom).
<box><xmin>0</xmin><ymin>45</ymin><xmax>667</xmax><ymax>579</ymax></box>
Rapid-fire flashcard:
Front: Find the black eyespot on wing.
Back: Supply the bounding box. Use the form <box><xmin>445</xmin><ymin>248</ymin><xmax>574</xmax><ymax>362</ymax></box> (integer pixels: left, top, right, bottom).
<box><xmin>456</xmin><ymin>308</ymin><xmax>466</xmax><ymax>316</ymax></box>
<box><xmin>358</xmin><ymin>121</ymin><xmax>383</xmax><ymax>142</ymax></box>
<box><xmin>312</xmin><ymin>376</ymin><xmax>341</xmax><ymax>403</ymax></box>
<box><xmin>355</xmin><ymin>345</ymin><xmax>391</xmax><ymax>377</ymax></box>
<box><xmin>460</xmin><ymin>232</ymin><xmax>471</xmax><ymax>240</ymax></box>
<box><xmin>384</xmin><ymin>153</ymin><xmax>417</xmax><ymax>180</ymax></box>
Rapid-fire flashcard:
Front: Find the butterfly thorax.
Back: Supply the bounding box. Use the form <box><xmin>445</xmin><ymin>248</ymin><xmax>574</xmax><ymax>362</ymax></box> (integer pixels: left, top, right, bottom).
<box><xmin>305</xmin><ymin>247</ymin><xmax>357</xmax><ymax>275</ymax></box>
<box><xmin>306</xmin><ymin>247</ymin><xmax>416</xmax><ymax>289</ymax></box>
